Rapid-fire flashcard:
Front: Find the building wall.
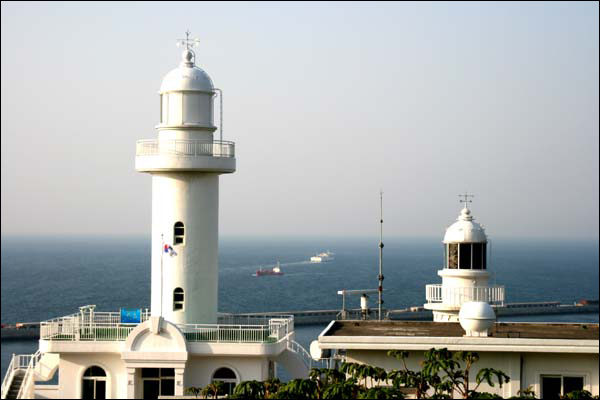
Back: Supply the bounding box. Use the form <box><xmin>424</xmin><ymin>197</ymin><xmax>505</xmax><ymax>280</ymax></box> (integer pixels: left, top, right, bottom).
<box><xmin>54</xmin><ymin>353</ymin><xmax>274</xmax><ymax>399</ymax></box>
<box><xmin>34</xmin><ymin>385</ymin><xmax>60</xmax><ymax>399</ymax></box>
<box><xmin>57</xmin><ymin>353</ymin><xmax>127</xmax><ymax>399</ymax></box>
<box><xmin>523</xmin><ymin>353</ymin><xmax>598</xmax><ymax>397</ymax></box>
<box><xmin>183</xmin><ymin>355</ymin><xmax>269</xmax><ymax>389</ymax></box>
<box><xmin>346</xmin><ymin>350</ymin><xmax>599</xmax><ymax>398</ymax></box>
<box><xmin>150</xmin><ymin>172</ymin><xmax>220</xmax><ymax>325</ymax></box>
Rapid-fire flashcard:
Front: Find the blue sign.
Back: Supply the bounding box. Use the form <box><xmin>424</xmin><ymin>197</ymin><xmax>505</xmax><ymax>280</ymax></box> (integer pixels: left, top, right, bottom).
<box><xmin>120</xmin><ymin>308</ymin><xmax>142</xmax><ymax>324</ymax></box>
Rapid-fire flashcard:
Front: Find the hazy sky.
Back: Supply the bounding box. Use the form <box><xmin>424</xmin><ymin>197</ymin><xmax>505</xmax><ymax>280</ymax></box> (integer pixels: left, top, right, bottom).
<box><xmin>1</xmin><ymin>2</ymin><xmax>598</xmax><ymax>239</ymax></box>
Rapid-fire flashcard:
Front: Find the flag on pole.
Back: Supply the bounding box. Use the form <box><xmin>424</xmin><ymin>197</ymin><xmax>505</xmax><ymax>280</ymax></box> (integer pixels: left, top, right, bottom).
<box><xmin>164</xmin><ymin>244</ymin><xmax>178</xmax><ymax>257</ymax></box>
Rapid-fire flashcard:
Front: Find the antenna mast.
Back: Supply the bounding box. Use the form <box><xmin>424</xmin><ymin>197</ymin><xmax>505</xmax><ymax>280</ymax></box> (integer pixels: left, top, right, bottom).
<box><xmin>378</xmin><ymin>190</ymin><xmax>384</xmax><ymax>321</ymax></box>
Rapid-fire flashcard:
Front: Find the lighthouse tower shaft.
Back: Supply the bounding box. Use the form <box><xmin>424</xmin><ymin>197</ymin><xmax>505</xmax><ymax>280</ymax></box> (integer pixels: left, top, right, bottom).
<box><xmin>136</xmin><ymin>47</ymin><xmax>235</xmax><ymax>325</ymax></box>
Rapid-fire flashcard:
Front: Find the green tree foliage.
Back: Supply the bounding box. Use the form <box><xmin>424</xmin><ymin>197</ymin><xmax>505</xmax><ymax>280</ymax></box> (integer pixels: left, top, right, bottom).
<box><xmin>561</xmin><ymin>390</ymin><xmax>598</xmax><ymax>399</ymax></box>
<box><xmin>507</xmin><ymin>386</ymin><xmax>537</xmax><ymax>399</ymax></box>
<box><xmin>232</xmin><ymin>347</ymin><xmax>522</xmax><ymax>399</ymax></box>
<box><xmin>263</xmin><ymin>377</ymin><xmax>282</xmax><ymax>398</ymax></box>
<box><xmin>184</xmin><ymin>386</ymin><xmax>203</xmax><ymax>399</ymax></box>
<box><xmin>201</xmin><ymin>381</ymin><xmax>224</xmax><ymax>399</ymax></box>
<box><xmin>231</xmin><ymin>380</ymin><xmax>265</xmax><ymax>399</ymax></box>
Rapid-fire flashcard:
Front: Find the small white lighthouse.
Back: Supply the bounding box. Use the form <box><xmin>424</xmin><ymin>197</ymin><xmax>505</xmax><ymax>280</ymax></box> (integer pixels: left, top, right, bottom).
<box><xmin>424</xmin><ymin>194</ymin><xmax>504</xmax><ymax>322</ymax></box>
<box><xmin>136</xmin><ymin>33</ymin><xmax>235</xmax><ymax>325</ymax></box>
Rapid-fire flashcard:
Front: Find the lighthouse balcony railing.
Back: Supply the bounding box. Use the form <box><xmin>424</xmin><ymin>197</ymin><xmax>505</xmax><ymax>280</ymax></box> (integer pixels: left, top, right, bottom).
<box><xmin>40</xmin><ymin>311</ymin><xmax>293</xmax><ymax>344</ymax></box>
<box><xmin>425</xmin><ymin>284</ymin><xmax>505</xmax><ymax>306</ymax></box>
<box><xmin>136</xmin><ymin>139</ymin><xmax>235</xmax><ymax>158</ymax></box>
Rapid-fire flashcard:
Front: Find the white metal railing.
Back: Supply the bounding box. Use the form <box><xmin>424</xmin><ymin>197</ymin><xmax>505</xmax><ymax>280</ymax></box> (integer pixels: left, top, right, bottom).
<box><xmin>136</xmin><ymin>139</ymin><xmax>235</xmax><ymax>158</ymax></box>
<box><xmin>40</xmin><ymin>310</ymin><xmax>293</xmax><ymax>344</ymax></box>
<box><xmin>1</xmin><ymin>354</ymin><xmax>16</xmax><ymax>399</ymax></box>
<box><xmin>177</xmin><ymin>315</ymin><xmax>294</xmax><ymax>343</ymax></box>
<box><xmin>1</xmin><ymin>351</ymin><xmax>41</xmax><ymax>399</ymax></box>
<box><xmin>425</xmin><ymin>284</ymin><xmax>505</xmax><ymax>306</ymax></box>
<box><xmin>40</xmin><ymin>310</ymin><xmax>151</xmax><ymax>341</ymax></box>
<box><xmin>287</xmin><ymin>339</ymin><xmax>335</xmax><ymax>370</ymax></box>
<box><xmin>16</xmin><ymin>351</ymin><xmax>41</xmax><ymax>399</ymax></box>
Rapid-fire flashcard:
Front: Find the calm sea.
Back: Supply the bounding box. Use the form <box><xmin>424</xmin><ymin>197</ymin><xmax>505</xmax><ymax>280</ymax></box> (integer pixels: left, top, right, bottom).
<box><xmin>1</xmin><ymin>236</ymin><xmax>598</xmax><ymax>379</ymax></box>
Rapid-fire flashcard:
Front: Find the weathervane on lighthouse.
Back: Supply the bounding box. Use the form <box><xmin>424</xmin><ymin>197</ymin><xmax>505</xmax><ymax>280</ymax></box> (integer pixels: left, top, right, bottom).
<box><xmin>459</xmin><ymin>192</ymin><xmax>474</xmax><ymax>209</ymax></box>
<box><xmin>177</xmin><ymin>30</ymin><xmax>201</xmax><ymax>50</ymax></box>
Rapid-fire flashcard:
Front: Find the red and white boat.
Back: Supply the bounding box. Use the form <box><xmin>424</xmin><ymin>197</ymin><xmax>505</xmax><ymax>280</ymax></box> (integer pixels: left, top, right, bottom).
<box><xmin>255</xmin><ymin>261</ymin><xmax>283</xmax><ymax>276</ymax></box>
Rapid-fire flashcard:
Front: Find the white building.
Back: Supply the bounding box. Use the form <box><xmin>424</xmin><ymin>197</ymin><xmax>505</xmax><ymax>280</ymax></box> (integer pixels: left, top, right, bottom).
<box><xmin>316</xmin><ymin>202</ymin><xmax>599</xmax><ymax>399</ymax></box>
<box><xmin>1</xmin><ymin>35</ymin><xmax>312</xmax><ymax>400</ymax></box>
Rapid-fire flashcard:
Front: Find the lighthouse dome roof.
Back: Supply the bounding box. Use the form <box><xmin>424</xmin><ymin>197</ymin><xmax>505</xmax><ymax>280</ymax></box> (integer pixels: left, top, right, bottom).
<box><xmin>443</xmin><ymin>207</ymin><xmax>488</xmax><ymax>243</ymax></box>
<box><xmin>159</xmin><ymin>49</ymin><xmax>214</xmax><ymax>93</ymax></box>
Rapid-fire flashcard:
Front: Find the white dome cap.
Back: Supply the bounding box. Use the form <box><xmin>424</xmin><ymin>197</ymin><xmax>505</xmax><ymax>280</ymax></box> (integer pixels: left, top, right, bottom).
<box><xmin>159</xmin><ymin>49</ymin><xmax>214</xmax><ymax>93</ymax></box>
<box><xmin>443</xmin><ymin>207</ymin><xmax>487</xmax><ymax>243</ymax></box>
<box><xmin>459</xmin><ymin>301</ymin><xmax>495</xmax><ymax>336</ymax></box>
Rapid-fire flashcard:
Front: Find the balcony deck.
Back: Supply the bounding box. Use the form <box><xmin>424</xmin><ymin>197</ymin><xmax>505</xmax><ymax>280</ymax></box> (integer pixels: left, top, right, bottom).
<box><xmin>425</xmin><ymin>284</ymin><xmax>505</xmax><ymax>307</ymax></box>
<box><xmin>135</xmin><ymin>139</ymin><xmax>236</xmax><ymax>172</ymax></box>
<box><xmin>40</xmin><ymin>310</ymin><xmax>293</xmax><ymax>344</ymax></box>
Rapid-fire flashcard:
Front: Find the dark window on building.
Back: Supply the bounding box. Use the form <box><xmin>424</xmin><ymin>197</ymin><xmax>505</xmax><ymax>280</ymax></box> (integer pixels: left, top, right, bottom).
<box><xmin>84</xmin><ymin>366</ymin><xmax>106</xmax><ymax>377</ymax></box>
<box><xmin>174</xmin><ymin>222</ymin><xmax>185</xmax><ymax>245</ymax></box>
<box><xmin>173</xmin><ymin>288</ymin><xmax>184</xmax><ymax>311</ymax></box>
<box><xmin>564</xmin><ymin>377</ymin><xmax>584</xmax><ymax>395</ymax></box>
<box><xmin>141</xmin><ymin>368</ymin><xmax>175</xmax><ymax>399</ymax></box>
<box><xmin>212</xmin><ymin>367</ymin><xmax>237</xmax><ymax>395</ymax></box>
<box><xmin>459</xmin><ymin>243</ymin><xmax>471</xmax><ymax>269</ymax></box>
<box><xmin>472</xmin><ymin>243</ymin><xmax>483</xmax><ymax>269</ymax></box>
<box><xmin>542</xmin><ymin>375</ymin><xmax>584</xmax><ymax>398</ymax></box>
<box><xmin>542</xmin><ymin>376</ymin><xmax>562</xmax><ymax>399</ymax></box>
<box><xmin>82</xmin><ymin>366</ymin><xmax>107</xmax><ymax>399</ymax></box>
<box><xmin>448</xmin><ymin>244</ymin><xmax>458</xmax><ymax>269</ymax></box>
<box><xmin>142</xmin><ymin>368</ymin><xmax>159</xmax><ymax>378</ymax></box>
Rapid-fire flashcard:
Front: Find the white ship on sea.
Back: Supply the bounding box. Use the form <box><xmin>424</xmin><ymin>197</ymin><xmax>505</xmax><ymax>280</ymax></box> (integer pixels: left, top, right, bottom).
<box><xmin>310</xmin><ymin>251</ymin><xmax>335</xmax><ymax>263</ymax></box>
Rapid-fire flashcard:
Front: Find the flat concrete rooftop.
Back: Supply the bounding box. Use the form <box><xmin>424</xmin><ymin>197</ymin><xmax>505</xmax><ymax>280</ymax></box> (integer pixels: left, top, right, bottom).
<box><xmin>324</xmin><ymin>321</ymin><xmax>599</xmax><ymax>340</ymax></box>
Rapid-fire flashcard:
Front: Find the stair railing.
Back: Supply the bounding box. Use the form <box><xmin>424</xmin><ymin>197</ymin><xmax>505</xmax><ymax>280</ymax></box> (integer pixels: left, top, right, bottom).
<box><xmin>287</xmin><ymin>339</ymin><xmax>335</xmax><ymax>370</ymax></box>
<box><xmin>16</xmin><ymin>350</ymin><xmax>41</xmax><ymax>399</ymax></box>
<box><xmin>0</xmin><ymin>354</ymin><xmax>17</xmax><ymax>399</ymax></box>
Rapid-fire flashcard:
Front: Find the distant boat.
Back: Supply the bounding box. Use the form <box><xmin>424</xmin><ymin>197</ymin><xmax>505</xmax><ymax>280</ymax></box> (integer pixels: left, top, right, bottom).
<box><xmin>310</xmin><ymin>251</ymin><xmax>335</xmax><ymax>263</ymax></box>
<box><xmin>255</xmin><ymin>261</ymin><xmax>284</xmax><ymax>276</ymax></box>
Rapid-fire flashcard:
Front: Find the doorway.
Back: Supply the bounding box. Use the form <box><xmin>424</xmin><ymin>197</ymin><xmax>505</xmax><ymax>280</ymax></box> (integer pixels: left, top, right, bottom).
<box><xmin>141</xmin><ymin>368</ymin><xmax>175</xmax><ymax>399</ymax></box>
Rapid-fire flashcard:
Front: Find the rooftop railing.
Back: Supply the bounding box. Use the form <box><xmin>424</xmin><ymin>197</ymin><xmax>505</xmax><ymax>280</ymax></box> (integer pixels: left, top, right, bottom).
<box><xmin>40</xmin><ymin>311</ymin><xmax>293</xmax><ymax>344</ymax></box>
<box><xmin>425</xmin><ymin>284</ymin><xmax>505</xmax><ymax>306</ymax></box>
<box><xmin>136</xmin><ymin>139</ymin><xmax>235</xmax><ymax>158</ymax></box>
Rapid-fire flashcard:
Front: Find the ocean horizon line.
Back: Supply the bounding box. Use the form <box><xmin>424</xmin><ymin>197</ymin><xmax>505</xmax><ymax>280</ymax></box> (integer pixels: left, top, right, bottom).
<box><xmin>1</xmin><ymin>233</ymin><xmax>599</xmax><ymax>245</ymax></box>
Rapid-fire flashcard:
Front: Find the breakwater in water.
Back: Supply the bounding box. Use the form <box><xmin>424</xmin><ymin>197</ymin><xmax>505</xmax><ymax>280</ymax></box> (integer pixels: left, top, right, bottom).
<box><xmin>2</xmin><ymin>301</ymin><xmax>597</xmax><ymax>341</ymax></box>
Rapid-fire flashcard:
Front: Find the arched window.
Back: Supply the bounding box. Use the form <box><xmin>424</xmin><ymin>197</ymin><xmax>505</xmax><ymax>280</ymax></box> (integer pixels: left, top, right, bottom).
<box><xmin>173</xmin><ymin>288</ymin><xmax>184</xmax><ymax>311</ymax></box>
<box><xmin>82</xmin><ymin>366</ymin><xmax>106</xmax><ymax>399</ymax></box>
<box><xmin>212</xmin><ymin>367</ymin><xmax>237</xmax><ymax>395</ymax></box>
<box><xmin>174</xmin><ymin>222</ymin><xmax>185</xmax><ymax>245</ymax></box>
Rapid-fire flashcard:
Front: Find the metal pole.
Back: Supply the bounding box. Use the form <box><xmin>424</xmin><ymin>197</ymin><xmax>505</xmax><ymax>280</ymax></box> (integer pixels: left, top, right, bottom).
<box><xmin>214</xmin><ymin>88</ymin><xmax>223</xmax><ymax>143</ymax></box>
<box><xmin>378</xmin><ymin>191</ymin><xmax>384</xmax><ymax>321</ymax></box>
<box><xmin>161</xmin><ymin>234</ymin><xmax>164</xmax><ymax>317</ymax></box>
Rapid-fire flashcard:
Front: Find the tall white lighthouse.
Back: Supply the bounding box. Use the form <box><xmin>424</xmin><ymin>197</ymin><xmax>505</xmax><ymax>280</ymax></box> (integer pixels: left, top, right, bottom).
<box><xmin>136</xmin><ymin>34</ymin><xmax>235</xmax><ymax>325</ymax></box>
<box><xmin>424</xmin><ymin>195</ymin><xmax>504</xmax><ymax>322</ymax></box>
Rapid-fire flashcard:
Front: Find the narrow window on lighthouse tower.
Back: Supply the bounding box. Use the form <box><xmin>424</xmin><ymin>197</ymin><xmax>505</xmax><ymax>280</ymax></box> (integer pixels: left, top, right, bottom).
<box><xmin>174</xmin><ymin>222</ymin><xmax>185</xmax><ymax>245</ymax></box>
<box><xmin>173</xmin><ymin>288</ymin><xmax>184</xmax><ymax>311</ymax></box>
<box><xmin>448</xmin><ymin>244</ymin><xmax>458</xmax><ymax>269</ymax></box>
